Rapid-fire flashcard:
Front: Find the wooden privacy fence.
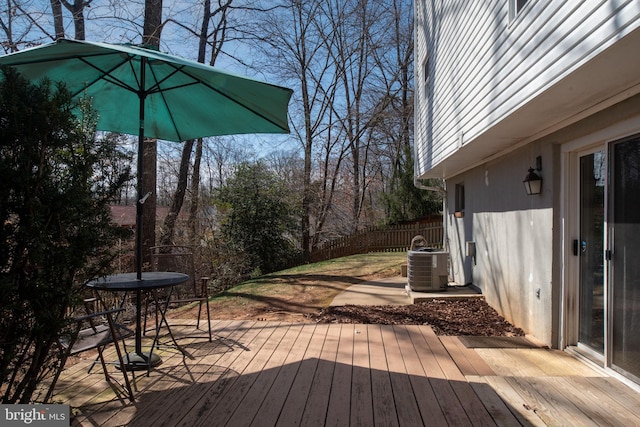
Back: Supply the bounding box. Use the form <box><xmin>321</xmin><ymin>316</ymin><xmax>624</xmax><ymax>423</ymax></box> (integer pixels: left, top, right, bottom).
<box><xmin>310</xmin><ymin>219</ymin><xmax>444</xmax><ymax>263</ymax></box>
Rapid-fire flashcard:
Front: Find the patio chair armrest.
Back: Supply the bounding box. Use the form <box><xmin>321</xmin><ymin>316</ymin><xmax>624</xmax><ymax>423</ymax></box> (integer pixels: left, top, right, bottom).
<box><xmin>75</xmin><ymin>307</ymin><xmax>125</xmax><ymax>323</ymax></box>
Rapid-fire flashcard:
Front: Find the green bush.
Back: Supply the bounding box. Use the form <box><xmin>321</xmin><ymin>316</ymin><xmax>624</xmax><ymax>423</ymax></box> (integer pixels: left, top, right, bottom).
<box><xmin>215</xmin><ymin>162</ymin><xmax>301</xmax><ymax>275</ymax></box>
<box><xmin>0</xmin><ymin>67</ymin><xmax>132</xmax><ymax>403</ymax></box>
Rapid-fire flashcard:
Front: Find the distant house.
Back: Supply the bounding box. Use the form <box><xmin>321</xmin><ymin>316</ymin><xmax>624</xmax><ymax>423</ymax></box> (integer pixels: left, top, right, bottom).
<box><xmin>109</xmin><ymin>204</ymin><xmax>214</xmax><ymax>241</ymax></box>
<box><xmin>109</xmin><ymin>205</ymin><xmax>178</xmax><ymax>228</ymax></box>
<box><xmin>414</xmin><ymin>1</ymin><xmax>640</xmax><ymax>386</ymax></box>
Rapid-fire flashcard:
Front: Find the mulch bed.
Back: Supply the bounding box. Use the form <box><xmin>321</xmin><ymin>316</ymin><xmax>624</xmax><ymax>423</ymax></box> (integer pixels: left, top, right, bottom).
<box><xmin>306</xmin><ymin>298</ymin><xmax>525</xmax><ymax>337</ymax></box>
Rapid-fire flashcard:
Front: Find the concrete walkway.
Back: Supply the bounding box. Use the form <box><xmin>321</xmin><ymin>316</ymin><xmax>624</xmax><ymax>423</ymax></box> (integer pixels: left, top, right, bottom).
<box><xmin>329</xmin><ymin>275</ymin><xmax>482</xmax><ymax>306</ymax></box>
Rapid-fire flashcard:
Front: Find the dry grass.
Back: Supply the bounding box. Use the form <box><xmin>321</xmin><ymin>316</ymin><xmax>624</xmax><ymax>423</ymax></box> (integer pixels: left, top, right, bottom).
<box><xmin>169</xmin><ymin>252</ymin><xmax>407</xmax><ymax>321</ymax></box>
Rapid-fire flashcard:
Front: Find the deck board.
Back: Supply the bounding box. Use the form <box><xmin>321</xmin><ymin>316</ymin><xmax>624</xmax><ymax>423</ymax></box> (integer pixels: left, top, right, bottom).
<box><xmin>226</xmin><ymin>324</ymin><xmax>304</xmax><ymax>426</ymax></box>
<box><xmin>191</xmin><ymin>322</ymin><xmax>288</xmax><ymax>427</ymax></box>
<box><xmin>481</xmin><ymin>376</ymin><xmax>548</xmax><ymax>426</ymax></box>
<box><xmin>325</xmin><ymin>323</ymin><xmax>354</xmax><ymax>427</ymax></box>
<box><xmin>274</xmin><ymin>324</ymin><xmax>328</xmax><ymax>427</ymax></box>
<box><xmin>367</xmin><ymin>324</ymin><xmax>399</xmax><ymax>426</ymax></box>
<box><xmin>500</xmin><ymin>375</ymin><xmax>597</xmax><ymax>426</ymax></box>
<box><xmin>440</xmin><ymin>336</ymin><xmax>496</xmax><ymax>376</ymax></box>
<box><xmin>466</xmin><ymin>378</ymin><xmax>524</xmax><ymax>426</ymax></box>
<box><xmin>583</xmin><ymin>376</ymin><xmax>640</xmax><ymax>415</ymax></box>
<box><xmin>297</xmin><ymin>323</ymin><xmax>340</xmax><ymax>426</ymax></box>
<box><xmin>350</xmin><ymin>325</ymin><xmax>374</xmax><ymax>427</ymax></box>
<box><xmin>418</xmin><ymin>326</ymin><xmax>466</xmax><ymax>382</ymax></box>
<box><xmin>393</xmin><ymin>325</ymin><xmax>448</xmax><ymax>426</ymax></box>
<box><xmin>548</xmin><ymin>376</ymin><xmax>640</xmax><ymax>426</ymax></box>
<box><xmin>36</xmin><ymin>319</ymin><xmax>640</xmax><ymax>427</ymax></box>
<box><xmin>381</xmin><ymin>325</ymin><xmax>425</xmax><ymax>427</ymax></box>
<box><xmin>136</xmin><ymin>321</ymin><xmax>265</xmax><ymax>427</ymax></box>
<box><xmin>250</xmin><ymin>323</ymin><xmax>316</xmax><ymax>427</ymax></box>
<box><xmin>168</xmin><ymin>321</ymin><xmax>271</xmax><ymax>427</ymax></box>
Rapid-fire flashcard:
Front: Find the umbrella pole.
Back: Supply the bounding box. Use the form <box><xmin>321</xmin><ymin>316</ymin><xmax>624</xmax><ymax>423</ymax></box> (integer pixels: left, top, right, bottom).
<box><xmin>135</xmin><ymin>57</ymin><xmax>146</xmax><ymax>281</ymax></box>
<box><xmin>135</xmin><ymin>134</ymin><xmax>144</xmax><ymax>281</ymax></box>
<box><xmin>134</xmin><ymin>58</ymin><xmax>146</xmax><ymax>358</ymax></box>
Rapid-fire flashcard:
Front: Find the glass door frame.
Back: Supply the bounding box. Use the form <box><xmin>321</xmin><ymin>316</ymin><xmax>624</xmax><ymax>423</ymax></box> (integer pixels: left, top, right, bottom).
<box><xmin>574</xmin><ymin>146</ymin><xmax>609</xmax><ymax>363</ymax></box>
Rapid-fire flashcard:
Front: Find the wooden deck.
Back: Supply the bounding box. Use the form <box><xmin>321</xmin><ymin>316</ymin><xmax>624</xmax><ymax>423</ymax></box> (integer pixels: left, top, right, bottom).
<box><xmin>43</xmin><ymin>320</ymin><xmax>640</xmax><ymax>426</ymax></box>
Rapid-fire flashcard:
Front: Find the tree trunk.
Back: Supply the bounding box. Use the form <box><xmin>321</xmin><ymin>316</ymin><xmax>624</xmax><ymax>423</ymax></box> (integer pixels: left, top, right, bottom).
<box><xmin>143</xmin><ymin>0</ymin><xmax>163</xmax><ymax>47</ymax></box>
<box><xmin>141</xmin><ymin>0</ymin><xmax>162</xmax><ymax>267</ymax></box>
<box><xmin>68</xmin><ymin>0</ymin><xmax>86</xmax><ymax>40</ymax></box>
<box><xmin>50</xmin><ymin>0</ymin><xmax>65</xmax><ymax>39</ymax></box>
<box><xmin>188</xmin><ymin>138</ymin><xmax>203</xmax><ymax>243</ymax></box>
<box><xmin>160</xmin><ymin>140</ymin><xmax>194</xmax><ymax>246</ymax></box>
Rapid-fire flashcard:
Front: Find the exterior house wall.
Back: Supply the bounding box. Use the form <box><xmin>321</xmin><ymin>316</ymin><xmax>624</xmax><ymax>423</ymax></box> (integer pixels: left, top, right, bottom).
<box><xmin>445</xmin><ymin>143</ymin><xmax>557</xmax><ymax>344</ymax></box>
<box><xmin>444</xmin><ymin>93</ymin><xmax>640</xmax><ymax>348</ymax></box>
<box><xmin>415</xmin><ymin>0</ymin><xmax>640</xmax><ymax>349</ymax></box>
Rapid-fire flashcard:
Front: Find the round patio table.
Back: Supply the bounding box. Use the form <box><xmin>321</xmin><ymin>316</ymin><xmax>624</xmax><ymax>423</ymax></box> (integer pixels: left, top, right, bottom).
<box><xmin>87</xmin><ymin>272</ymin><xmax>189</xmax><ymax>371</ymax></box>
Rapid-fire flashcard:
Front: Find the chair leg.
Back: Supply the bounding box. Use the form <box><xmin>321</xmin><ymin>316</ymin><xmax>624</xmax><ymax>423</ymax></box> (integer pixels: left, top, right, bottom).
<box><xmin>143</xmin><ymin>296</ymin><xmax>149</xmax><ymax>336</ymax></box>
<box><xmin>205</xmin><ymin>300</ymin><xmax>212</xmax><ymax>342</ymax></box>
<box><xmin>44</xmin><ymin>343</ymin><xmax>71</xmax><ymax>403</ymax></box>
<box><xmin>97</xmin><ymin>347</ymin><xmax>110</xmax><ymax>382</ymax></box>
<box><xmin>106</xmin><ymin>314</ymin><xmax>135</xmax><ymax>402</ymax></box>
<box><xmin>196</xmin><ymin>302</ymin><xmax>202</xmax><ymax>330</ymax></box>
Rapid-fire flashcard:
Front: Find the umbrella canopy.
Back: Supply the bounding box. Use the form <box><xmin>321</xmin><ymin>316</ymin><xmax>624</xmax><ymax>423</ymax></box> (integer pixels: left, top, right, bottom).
<box><xmin>0</xmin><ymin>38</ymin><xmax>292</xmax><ymax>277</ymax></box>
<box><xmin>0</xmin><ymin>38</ymin><xmax>292</xmax><ymax>140</ymax></box>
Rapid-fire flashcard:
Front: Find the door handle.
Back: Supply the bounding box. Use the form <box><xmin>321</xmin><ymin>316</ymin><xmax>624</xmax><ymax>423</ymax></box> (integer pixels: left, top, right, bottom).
<box><xmin>573</xmin><ymin>240</ymin><xmax>587</xmax><ymax>256</ymax></box>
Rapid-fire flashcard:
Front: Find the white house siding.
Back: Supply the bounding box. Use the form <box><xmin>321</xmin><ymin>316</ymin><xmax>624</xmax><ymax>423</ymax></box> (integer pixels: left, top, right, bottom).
<box><xmin>415</xmin><ymin>0</ymin><xmax>640</xmax><ymax>178</ymax></box>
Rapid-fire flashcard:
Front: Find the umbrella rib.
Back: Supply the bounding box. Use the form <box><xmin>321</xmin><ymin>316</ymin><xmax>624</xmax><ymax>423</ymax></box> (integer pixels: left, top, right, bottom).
<box><xmin>0</xmin><ymin>50</ymin><xmax>139</xmax><ymax>96</ymax></box>
<box><xmin>143</xmin><ymin>58</ymin><xmax>291</xmax><ymax>133</ymax></box>
<box><xmin>145</xmin><ymin>64</ymin><xmax>199</xmax><ymax>141</ymax></box>
<box><xmin>69</xmin><ymin>55</ymin><xmax>140</xmax><ymax>98</ymax></box>
<box><xmin>180</xmin><ymin>68</ymin><xmax>290</xmax><ymax>132</ymax></box>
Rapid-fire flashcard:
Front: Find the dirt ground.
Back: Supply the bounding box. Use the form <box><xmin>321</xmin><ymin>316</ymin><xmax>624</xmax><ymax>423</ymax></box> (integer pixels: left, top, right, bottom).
<box><xmin>171</xmin><ymin>271</ymin><xmax>382</xmax><ymax>323</ymax></box>
<box><xmin>170</xmin><ymin>253</ymin><xmax>524</xmax><ymax>337</ymax></box>
<box><xmin>171</xmin><ymin>253</ymin><xmax>406</xmax><ymax>323</ymax></box>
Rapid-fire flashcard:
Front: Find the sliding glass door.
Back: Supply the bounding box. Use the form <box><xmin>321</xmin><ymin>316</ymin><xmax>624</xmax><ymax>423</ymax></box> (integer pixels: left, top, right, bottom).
<box><xmin>610</xmin><ymin>137</ymin><xmax>640</xmax><ymax>379</ymax></box>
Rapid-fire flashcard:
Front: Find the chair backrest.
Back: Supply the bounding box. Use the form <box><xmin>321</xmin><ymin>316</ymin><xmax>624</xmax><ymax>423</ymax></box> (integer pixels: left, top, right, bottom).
<box><xmin>150</xmin><ymin>245</ymin><xmax>197</xmax><ymax>299</ymax></box>
<box><xmin>70</xmin><ymin>308</ymin><xmax>132</xmax><ymax>355</ymax></box>
<box><xmin>46</xmin><ymin>305</ymin><xmax>135</xmax><ymax>403</ymax></box>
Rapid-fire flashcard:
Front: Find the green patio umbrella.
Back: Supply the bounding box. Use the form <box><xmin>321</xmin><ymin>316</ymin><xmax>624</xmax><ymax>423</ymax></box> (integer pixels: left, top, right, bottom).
<box><xmin>0</xmin><ymin>38</ymin><xmax>292</xmax><ymax>278</ymax></box>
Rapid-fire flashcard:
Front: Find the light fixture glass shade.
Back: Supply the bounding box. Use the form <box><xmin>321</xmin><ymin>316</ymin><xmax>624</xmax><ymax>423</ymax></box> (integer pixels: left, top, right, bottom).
<box><xmin>523</xmin><ymin>168</ymin><xmax>542</xmax><ymax>195</ymax></box>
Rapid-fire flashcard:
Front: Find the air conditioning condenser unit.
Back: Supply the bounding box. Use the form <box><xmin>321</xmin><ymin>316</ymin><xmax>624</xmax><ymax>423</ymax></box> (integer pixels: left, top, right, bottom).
<box><xmin>407</xmin><ymin>249</ymin><xmax>449</xmax><ymax>292</ymax></box>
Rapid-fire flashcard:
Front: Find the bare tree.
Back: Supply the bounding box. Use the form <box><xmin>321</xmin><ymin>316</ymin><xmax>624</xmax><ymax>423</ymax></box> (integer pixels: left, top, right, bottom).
<box><xmin>188</xmin><ymin>138</ymin><xmax>203</xmax><ymax>242</ymax></box>
<box><xmin>256</xmin><ymin>0</ymin><xmax>344</xmax><ymax>259</ymax></box>
<box><xmin>61</xmin><ymin>0</ymin><xmax>91</xmax><ymax>39</ymax></box>
<box><xmin>320</xmin><ymin>0</ymin><xmax>390</xmax><ymax>231</ymax></box>
<box><xmin>159</xmin><ymin>0</ymin><xmax>235</xmax><ymax>246</ymax></box>
<box><xmin>1</xmin><ymin>1</ymin><xmax>57</xmax><ymax>51</ymax></box>
<box><xmin>159</xmin><ymin>139</ymin><xmax>193</xmax><ymax>245</ymax></box>
<box><xmin>46</xmin><ymin>0</ymin><xmax>91</xmax><ymax>41</ymax></box>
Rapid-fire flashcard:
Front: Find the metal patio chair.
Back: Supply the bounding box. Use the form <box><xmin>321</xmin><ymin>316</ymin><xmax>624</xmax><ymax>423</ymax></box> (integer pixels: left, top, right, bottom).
<box><xmin>148</xmin><ymin>245</ymin><xmax>212</xmax><ymax>342</ymax></box>
<box><xmin>46</xmin><ymin>301</ymin><xmax>135</xmax><ymax>403</ymax></box>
